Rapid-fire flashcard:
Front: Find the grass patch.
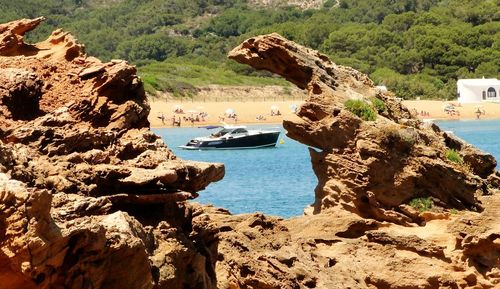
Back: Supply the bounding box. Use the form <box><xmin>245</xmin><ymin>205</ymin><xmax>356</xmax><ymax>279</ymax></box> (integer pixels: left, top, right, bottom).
<box><xmin>138</xmin><ymin>58</ymin><xmax>290</xmax><ymax>96</ymax></box>
<box><xmin>409</xmin><ymin>197</ymin><xmax>433</xmax><ymax>212</ymax></box>
<box><xmin>344</xmin><ymin>99</ymin><xmax>377</xmax><ymax>121</ymax></box>
<box><xmin>370</xmin><ymin>97</ymin><xmax>386</xmax><ymax>113</ymax></box>
<box><xmin>445</xmin><ymin>149</ymin><xmax>463</xmax><ymax>164</ymax></box>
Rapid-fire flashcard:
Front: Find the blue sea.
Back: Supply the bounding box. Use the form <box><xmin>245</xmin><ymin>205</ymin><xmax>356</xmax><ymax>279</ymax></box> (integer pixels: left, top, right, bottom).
<box><xmin>435</xmin><ymin>119</ymin><xmax>500</xmax><ymax>163</ymax></box>
<box><xmin>154</xmin><ymin>120</ymin><xmax>500</xmax><ymax>217</ymax></box>
<box><xmin>153</xmin><ymin>125</ymin><xmax>316</xmax><ymax>217</ymax></box>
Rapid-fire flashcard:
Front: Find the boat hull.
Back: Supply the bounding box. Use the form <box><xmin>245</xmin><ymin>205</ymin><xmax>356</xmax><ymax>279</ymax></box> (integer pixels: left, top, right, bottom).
<box><xmin>180</xmin><ymin>131</ymin><xmax>280</xmax><ymax>150</ymax></box>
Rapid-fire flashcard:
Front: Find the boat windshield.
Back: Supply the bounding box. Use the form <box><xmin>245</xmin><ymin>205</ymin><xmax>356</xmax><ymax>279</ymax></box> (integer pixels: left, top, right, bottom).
<box><xmin>231</xmin><ymin>128</ymin><xmax>248</xmax><ymax>134</ymax></box>
<box><xmin>211</xmin><ymin>128</ymin><xmax>231</xmax><ymax>137</ymax></box>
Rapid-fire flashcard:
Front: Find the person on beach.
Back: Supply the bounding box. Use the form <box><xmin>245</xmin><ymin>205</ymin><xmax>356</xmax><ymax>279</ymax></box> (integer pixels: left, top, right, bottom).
<box><xmin>172</xmin><ymin>116</ymin><xmax>181</xmax><ymax>127</ymax></box>
<box><xmin>157</xmin><ymin>113</ymin><xmax>166</xmax><ymax>125</ymax></box>
<box><xmin>476</xmin><ymin>108</ymin><xmax>482</xmax><ymax>119</ymax></box>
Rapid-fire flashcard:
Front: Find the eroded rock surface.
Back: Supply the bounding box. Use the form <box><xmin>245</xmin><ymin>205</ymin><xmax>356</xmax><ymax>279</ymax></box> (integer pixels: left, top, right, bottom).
<box><xmin>229</xmin><ymin>33</ymin><xmax>496</xmax><ymax>225</ymax></box>
<box><xmin>226</xmin><ymin>33</ymin><xmax>499</xmax><ymax>288</ymax></box>
<box><xmin>0</xmin><ymin>18</ymin><xmax>223</xmax><ymax>289</ymax></box>
<box><xmin>1</xmin><ymin>20</ymin><xmax>499</xmax><ymax>289</ymax></box>
<box><xmin>202</xmin><ymin>206</ymin><xmax>499</xmax><ymax>289</ymax></box>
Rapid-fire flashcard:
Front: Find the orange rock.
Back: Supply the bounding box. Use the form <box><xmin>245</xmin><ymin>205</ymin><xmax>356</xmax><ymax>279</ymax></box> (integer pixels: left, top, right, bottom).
<box><xmin>230</xmin><ymin>33</ymin><xmax>496</xmax><ymax>226</ymax></box>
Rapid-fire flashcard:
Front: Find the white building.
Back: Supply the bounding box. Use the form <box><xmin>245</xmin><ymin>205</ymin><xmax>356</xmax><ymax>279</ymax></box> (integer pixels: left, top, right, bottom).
<box><xmin>457</xmin><ymin>78</ymin><xmax>500</xmax><ymax>103</ymax></box>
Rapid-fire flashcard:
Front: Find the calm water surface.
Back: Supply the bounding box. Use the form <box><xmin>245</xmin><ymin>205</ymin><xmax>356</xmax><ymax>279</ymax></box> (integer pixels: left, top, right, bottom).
<box><xmin>153</xmin><ymin>125</ymin><xmax>316</xmax><ymax>217</ymax></box>
<box><xmin>435</xmin><ymin>119</ymin><xmax>500</xmax><ymax>167</ymax></box>
<box><xmin>154</xmin><ymin>120</ymin><xmax>500</xmax><ymax>217</ymax></box>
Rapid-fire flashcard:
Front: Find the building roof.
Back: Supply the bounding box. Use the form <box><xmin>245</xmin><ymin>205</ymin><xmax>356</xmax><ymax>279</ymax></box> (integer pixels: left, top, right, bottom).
<box><xmin>457</xmin><ymin>78</ymin><xmax>500</xmax><ymax>86</ymax></box>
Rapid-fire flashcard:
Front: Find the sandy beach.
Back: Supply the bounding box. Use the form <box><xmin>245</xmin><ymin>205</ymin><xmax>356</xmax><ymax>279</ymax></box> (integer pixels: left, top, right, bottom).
<box><xmin>403</xmin><ymin>100</ymin><xmax>500</xmax><ymax>121</ymax></box>
<box><xmin>148</xmin><ymin>99</ymin><xmax>500</xmax><ymax>127</ymax></box>
<box><xmin>148</xmin><ymin>100</ymin><xmax>303</xmax><ymax>127</ymax></box>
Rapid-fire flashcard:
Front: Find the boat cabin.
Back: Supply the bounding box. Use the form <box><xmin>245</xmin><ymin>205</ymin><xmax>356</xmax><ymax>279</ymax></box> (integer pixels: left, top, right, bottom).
<box><xmin>211</xmin><ymin>126</ymin><xmax>248</xmax><ymax>138</ymax></box>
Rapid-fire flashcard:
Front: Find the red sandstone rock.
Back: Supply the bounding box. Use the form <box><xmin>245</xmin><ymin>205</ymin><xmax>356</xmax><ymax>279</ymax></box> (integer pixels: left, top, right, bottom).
<box><xmin>229</xmin><ymin>33</ymin><xmax>496</xmax><ymax>225</ymax></box>
<box><xmin>0</xmin><ymin>18</ymin><xmax>223</xmax><ymax>289</ymax></box>
<box><xmin>227</xmin><ymin>33</ymin><xmax>500</xmax><ymax>288</ymax></box>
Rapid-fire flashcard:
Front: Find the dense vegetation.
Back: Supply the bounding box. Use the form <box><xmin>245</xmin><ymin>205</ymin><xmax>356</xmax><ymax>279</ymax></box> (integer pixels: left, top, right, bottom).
<box><xmin>0</xmin><ymin>0</ymin><xmax>498</xmax><ymax>99</ymax></box>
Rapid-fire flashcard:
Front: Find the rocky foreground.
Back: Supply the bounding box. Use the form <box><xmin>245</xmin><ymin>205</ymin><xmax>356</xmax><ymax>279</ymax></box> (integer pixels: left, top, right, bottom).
<box><xmin>0</xmin><ymin>19</ymin><xmax>499</xmax><ymax>289</ymax></box>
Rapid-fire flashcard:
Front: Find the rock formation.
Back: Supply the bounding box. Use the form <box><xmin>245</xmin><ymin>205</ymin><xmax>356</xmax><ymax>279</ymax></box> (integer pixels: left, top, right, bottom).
<box><xmin>0</xmin><ymin>18</ymin><xmax>224</xmax><ymax>289</ymax></box>
<box><xmin>1</xmin><ymin>19</ymin><xmax>499</xmax><ymax>289</ymax></box>
<box><xmin>227</xmin><ymin>33</ymin><xmax>499</xmax><ymax>288</ymax></box>
<box><xmin>229</xmin><ymin>33</ymin><xmax>497</xmax><ymax>225</ymax></box>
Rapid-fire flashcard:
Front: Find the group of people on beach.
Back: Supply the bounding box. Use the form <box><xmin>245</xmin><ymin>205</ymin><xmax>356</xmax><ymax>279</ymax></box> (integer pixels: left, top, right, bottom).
<box><xmin>156</xmin><ymin>104</ymin><xmax>290</xmax><ymax>126</ymax></box>
<box><xmin>419</xmin><ymin>110</ymin><xmax>431</xmax><ymax>117</ymax></box>
<box><xmin>270</xmin><ymin>109</ymin><xmax>281</xmax><ymax>116</ymax></box>
<box><xmin>157</xmin><ymin>113</ymin><xmax>182</xmax><ymax>126</ymax></box>
<box><xmin>157</xmin><ymin>110</ymin><xmax>209</xmax><ymax>127</ymax></box>
<box><xmin>409</xmin><ymin>103</ymin><xmax>489</xmax><ymax>120</ymax></box>
<box><xmin>219</xmin><ymin>113</ymin><xmax>238</xmax><ymax>123</ymax></box>
<box><xmin>411</xmin><ymin>108</ymin><xmax>431</xmax><ymax>118</ymax></box>
<box><xmin>255</xmin><ymin>107</ymin><xmax>281</xmax><ymax>121</ymax></box>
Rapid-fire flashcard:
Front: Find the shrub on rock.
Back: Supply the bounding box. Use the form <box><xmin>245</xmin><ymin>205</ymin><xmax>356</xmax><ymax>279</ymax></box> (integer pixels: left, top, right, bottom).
<box><xmin>344</xmin><ymin>99</ymin><xmax>376</xmax><ymax>121</ymax></box>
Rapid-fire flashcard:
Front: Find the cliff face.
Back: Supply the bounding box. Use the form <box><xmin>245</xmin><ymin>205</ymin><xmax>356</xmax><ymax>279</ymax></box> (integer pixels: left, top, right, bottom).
<box><xmin>1</xmin><ymin>19</ymin><xmax>499</xmax><ymax>289</ymax></box>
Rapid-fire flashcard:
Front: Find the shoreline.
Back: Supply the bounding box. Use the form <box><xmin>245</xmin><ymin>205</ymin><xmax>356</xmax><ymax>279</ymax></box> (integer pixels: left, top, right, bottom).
<box><xmin>148</xmin><ymin>99</ymin><xmax>500</xmax><ymax>128</ymax></box>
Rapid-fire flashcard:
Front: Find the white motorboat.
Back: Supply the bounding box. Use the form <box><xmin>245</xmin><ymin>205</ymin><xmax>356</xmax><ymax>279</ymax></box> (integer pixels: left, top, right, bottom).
<box><xmin>179</xmin><ymin>125</ymin><xmax>280</xmax><ymax>150</ymax></box>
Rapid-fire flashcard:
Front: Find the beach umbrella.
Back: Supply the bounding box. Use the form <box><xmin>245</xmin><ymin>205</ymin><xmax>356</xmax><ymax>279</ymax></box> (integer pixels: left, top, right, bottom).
<box><xmin>225</xmin><ymin>108</ymin><xmax>235</xmax><ymax>115</ymax></box>
<box><xmin>442</xmin><ymin>104</ymin><xmax>454</xmax><ymax>111</ymax></box>
<box><xmin>289</xmin><ymin>104</ymin><xmax>298</xmax><ymax>113</ymax></box>
<box><xmin>271</xmin><ymin>105</ymin><xmax>279</xmax><ymax>111</ymax></box>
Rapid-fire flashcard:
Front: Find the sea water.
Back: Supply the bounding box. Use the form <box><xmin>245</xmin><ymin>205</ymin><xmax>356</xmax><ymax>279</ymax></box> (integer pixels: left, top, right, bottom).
<box><xmin>153</xmin><ymin>125</ymin><xmax>316</xmax><ymax>217</ymax></box>
<box><xmin>435</xmin><ymin>119</ymin><xmax>500</xmax><ymax>167</ymax></box>
<box><xmin>154</xmin><ymin>120</ymin><xmax>500</xmax><ymax>217</ymax></box>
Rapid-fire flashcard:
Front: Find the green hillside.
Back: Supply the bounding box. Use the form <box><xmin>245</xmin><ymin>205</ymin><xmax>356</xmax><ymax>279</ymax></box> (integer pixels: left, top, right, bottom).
<box><xmin>0</xmin><ymin>0</ymin><xmax>498</xmax><ymax>99</ymax></box>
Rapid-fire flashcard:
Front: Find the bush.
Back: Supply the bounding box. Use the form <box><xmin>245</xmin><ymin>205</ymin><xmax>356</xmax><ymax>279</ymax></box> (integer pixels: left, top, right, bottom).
<box><xmin>370</xmin><ymin>97</ymin><xmax>386</xmax><ymax>112</ymax></box>
<box><xmin>445</xmin><ymin>149</ymin><xmax>463</xmax><ymax>164</ymax></box>
<box><xmin>380</xmin><ymin>124</ymin><xmax>417</xmax><ymax>153</ymax></box>
<box><xmin>409</xmin><ymin>197</ymin><xmax>433</xmax><ymax>212</ymax></box>
<box><xmin>344</xmin><ymin>99</ymin><xmax>377</xmax><ymax>121</ymax></box>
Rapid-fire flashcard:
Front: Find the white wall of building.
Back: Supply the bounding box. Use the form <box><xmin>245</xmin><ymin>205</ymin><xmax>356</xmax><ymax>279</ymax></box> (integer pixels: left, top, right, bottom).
<box><xmin>457</xmin><ymin>78</ymin><xmax>500</xmax><ymax>103</ymax></box>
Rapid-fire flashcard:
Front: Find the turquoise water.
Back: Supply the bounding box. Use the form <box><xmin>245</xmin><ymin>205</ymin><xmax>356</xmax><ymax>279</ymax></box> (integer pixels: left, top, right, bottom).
<box><xmin>154</xmin><ymin>120</ymin><xmax>500</xmax><ymax>217</ymax></box>
<box><xmin>436</xmin><ymin>120</ymin><xmax>500</xmax><ymax>167</ymax></box>
<box><xmin>153</xmin><ymin>125</ymin><xmax>316</xmax><ymax>217</ymax></box>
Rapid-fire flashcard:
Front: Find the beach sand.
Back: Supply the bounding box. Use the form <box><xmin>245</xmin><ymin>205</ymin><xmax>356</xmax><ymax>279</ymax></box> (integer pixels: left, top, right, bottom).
<box><xmin>148</xmin><ymin>99</ymin><xmax>500</xmax><ymax>127</ymax></box>
<box><xmin>403</xmin><ymin>100</ymin><xmax>500</xmax><ymax>121</ymax></box>
<box><xmin>148</xmin><ymin>100</ymin><xmax>303</xmax><ymax>127</ymax></box>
